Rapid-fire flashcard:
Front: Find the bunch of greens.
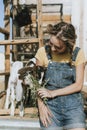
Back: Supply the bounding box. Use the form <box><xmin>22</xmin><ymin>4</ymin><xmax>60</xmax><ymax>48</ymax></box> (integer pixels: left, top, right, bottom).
<box><xmin>27</xmin><ymin>74</ymin><xmax>48</xmax><ymax>107</ymax></box>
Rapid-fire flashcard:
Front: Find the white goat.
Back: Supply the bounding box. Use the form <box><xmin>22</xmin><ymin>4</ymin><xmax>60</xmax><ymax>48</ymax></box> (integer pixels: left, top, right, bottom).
<box><xmin>5</xmin><ymin>61</ymin><xmax>24</xmax><ymax>117</ymax></box>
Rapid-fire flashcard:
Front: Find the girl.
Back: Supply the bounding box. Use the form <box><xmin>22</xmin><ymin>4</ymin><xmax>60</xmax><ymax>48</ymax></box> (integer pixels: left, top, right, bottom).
<box><xmin>36</xmin><ymin>22</ymin><xmax>86</xmax><ymax>130</ymax></box>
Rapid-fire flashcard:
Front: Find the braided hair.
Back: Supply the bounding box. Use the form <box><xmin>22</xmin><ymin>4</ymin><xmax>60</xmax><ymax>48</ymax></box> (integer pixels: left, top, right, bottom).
<box><xmin>47</xmin><ymin>22</ymin><xmax>77</xmax><ymax>65</ymax></box>
<box><xmin>52</xmin><ymin>22</ymin><xmax>68</xmax><ymax>34</ymax></box>
<box><xmin>50</xmin><ymin>22</ymin><xmax>77</xmax><ymax>46</ymax></box>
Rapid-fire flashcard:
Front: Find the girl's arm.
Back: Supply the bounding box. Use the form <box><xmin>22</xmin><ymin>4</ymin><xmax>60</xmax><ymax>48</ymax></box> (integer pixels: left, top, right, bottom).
<box><xmin>38</xmin><ymin>63</ymin><xmax>85</xmax><ymax>98</ymax></box>
<box><xmin>36</xmin><ymin>59</ymin><xmax>52</xmax><ymax>127</ymax></box>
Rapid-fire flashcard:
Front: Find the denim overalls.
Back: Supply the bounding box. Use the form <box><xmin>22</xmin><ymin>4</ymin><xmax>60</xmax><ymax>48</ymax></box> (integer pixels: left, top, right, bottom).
<box><xmin>40</xmin><ymin>47</ymin><xmax>86</xmax><ymax>130</ymax></box>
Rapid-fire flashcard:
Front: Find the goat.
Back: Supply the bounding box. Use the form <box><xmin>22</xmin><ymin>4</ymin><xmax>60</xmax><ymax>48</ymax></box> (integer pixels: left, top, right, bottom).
<box><xmin>18</xmin><ymin>58</ymin><xmax>46</xmax><ymax>86</ymax></box>
<box><xmin>18</xmin><ymin>58</ymin><xmax>37</xmax><ymax>107</ymax></box>
<box><xmin>18</xmin><ymin>58</ymin><xmax>47</xmax><ymax>107</ymax></box>
<box><xmin>4</xmin><ymin>61</ymin><xmax>24</xmax><ymax>117</ymax></box>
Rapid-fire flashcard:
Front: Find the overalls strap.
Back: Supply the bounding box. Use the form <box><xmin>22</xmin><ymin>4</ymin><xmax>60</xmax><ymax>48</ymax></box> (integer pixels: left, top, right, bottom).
<box><xmin>45</xmin><ymin>45</ymin><xmax>52</xmax><ymax>60</ymax></box>
<box><xmin>72</xmin><ymin>47</ymin><xmax>80</xmax><ymax>61</ymax></box>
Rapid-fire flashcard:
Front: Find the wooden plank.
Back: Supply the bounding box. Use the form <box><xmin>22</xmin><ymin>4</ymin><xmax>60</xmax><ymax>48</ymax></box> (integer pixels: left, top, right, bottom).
<box><xmin>63</xmin><ymin>15</ymin><xmax>71</xmax><ymax>22</ymax></box>
<box><xmin>0</xmin><ymin>38</ymin><xmax>39</xmax><ymax>45</ymax></box>
<box><xmin>0</xmin><ymin>70</ymin><xmax>10</xmax><ymax>75</ymax></box>
<box><xmin>32</xmin><ymin>15</ymin><xmax>71</xmax><ymax>22</ymax></box>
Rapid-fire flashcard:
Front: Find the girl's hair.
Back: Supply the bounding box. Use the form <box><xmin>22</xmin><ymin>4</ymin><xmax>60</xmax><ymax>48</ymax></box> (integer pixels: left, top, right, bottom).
<box><xmin>47</xmin><ymin>22</ymin><xmax>77</xmax><ymax>65</ymax></box>
<box><xmin>51</xmin><ymin>22</ymin><xmax>77</xmax><ymax>45</ymax></box>
<box><xmin>51</xmin><ymin>22</ymin><xmax>68</xmax><ymax>34</ymax></box>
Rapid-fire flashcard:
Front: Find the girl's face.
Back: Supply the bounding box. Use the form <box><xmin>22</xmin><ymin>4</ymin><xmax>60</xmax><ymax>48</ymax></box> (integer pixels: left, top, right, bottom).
<box><xmin>49</xmin><ymin>35</ymin><xmax>67</xmax><ymax>54</ymax></box>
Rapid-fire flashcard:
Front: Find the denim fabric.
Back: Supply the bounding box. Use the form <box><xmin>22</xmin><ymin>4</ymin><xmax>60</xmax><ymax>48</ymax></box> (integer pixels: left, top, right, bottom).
<box><xmin>45</xmin><ymin>62</ymin><xmax>76</xmax><ymax>89</ymax></box>
<box><xmin>40</xmin><ymin>62</ymin><xmax>86</xmax><ymax>130</ymax></box>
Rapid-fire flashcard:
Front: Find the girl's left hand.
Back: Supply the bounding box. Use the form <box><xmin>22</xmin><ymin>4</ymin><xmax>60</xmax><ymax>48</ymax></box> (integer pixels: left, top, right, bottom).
<box><xmin>37</xmin><ymin>88</ymin><xmax>53</xmax><ymax>98</ymax></box>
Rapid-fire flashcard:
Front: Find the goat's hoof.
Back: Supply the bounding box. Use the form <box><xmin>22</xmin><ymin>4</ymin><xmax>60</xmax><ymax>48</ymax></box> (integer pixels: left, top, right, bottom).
<box><xmin>10</xmin><ymin>111</ymin><xmax>15</xmax><ymax>116</ymax></box>
<box><xmin>10</xmin><ymin>113</ymin><xmax>14</xmax><ymax>116</ymax></box>
<box><xmin>20</xmin><ymin>111</ymin><xmax>24</xmax><ymax>117</ymax></box>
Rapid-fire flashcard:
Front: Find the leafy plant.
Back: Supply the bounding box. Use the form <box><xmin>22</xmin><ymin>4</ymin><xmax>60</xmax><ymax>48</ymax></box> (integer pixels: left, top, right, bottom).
<box><xmin>27</xmin><ymin>74</ymin><xmax>48</xmax><ymax>106</ymax></box>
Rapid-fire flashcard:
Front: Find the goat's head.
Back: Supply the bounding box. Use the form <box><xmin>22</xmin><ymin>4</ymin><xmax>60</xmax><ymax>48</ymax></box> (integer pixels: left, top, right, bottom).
<box><xmin>18</xmin><ymin>57</ymin><xmax>47</xmax><ymax>87</ymax></box>
<box><xmin>23</xmin><ymin>72</ymin><xmax>33</xmax><ymax>88</ymax></box>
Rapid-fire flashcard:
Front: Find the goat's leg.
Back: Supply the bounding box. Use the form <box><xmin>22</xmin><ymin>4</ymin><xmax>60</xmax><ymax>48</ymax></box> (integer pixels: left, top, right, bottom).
<box><xmin>4</xmin><ymin>82</ymin><xmax>11</xmax><ymax>109</ymax></box>
<box><xmin>15</xmin><ymin>79</ymin><xmax>24</xmax><ymax>117</ymax></box>
<box><xmin>10</xmin><ymin>84</ymin><xmax>15</xmax><ymax>116</ymax></box>
<box><xmin>19</xmin><ymin>100</ymin><xmax>24</xmax><ymax>117</ymax></box>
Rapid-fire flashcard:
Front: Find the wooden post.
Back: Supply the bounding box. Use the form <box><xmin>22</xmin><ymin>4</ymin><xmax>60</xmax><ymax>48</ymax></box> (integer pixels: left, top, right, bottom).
<box><xmin>12</xmin><ymin>0</ymin><xmax>18</xmax><ymax>61</ymax></box>
<box><xmin>4</xmin><ymin>0</ymin><xmax>10</xmax><ymax>89</ymax></box>
<box><xmin>37</xmin><ymin>0</ymin><xmax>43</xmax><ymax>47</ymax></box>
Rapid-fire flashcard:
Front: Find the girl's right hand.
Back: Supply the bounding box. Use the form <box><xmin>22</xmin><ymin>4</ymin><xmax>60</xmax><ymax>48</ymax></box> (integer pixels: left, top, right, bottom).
<box><xmin>38</xmin><ymin>102</ymin><xmax>52</xmax><ymax>127</ymax></box>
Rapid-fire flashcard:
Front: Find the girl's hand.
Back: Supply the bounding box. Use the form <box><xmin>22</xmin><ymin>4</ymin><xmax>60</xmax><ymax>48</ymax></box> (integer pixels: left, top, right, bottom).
<box><xmin>38</xmin><ymin>102</ymin><xmax>52</xmax><ymax>127</ymax></box>
<box><xmin>37</xmin><ymin>88</ymin><xmax>54</xmax><ymax>98</ymax></box>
